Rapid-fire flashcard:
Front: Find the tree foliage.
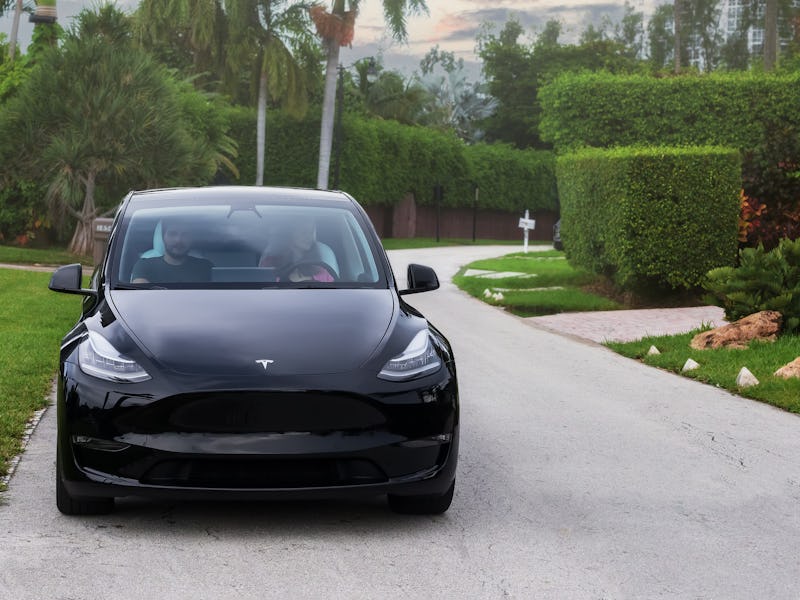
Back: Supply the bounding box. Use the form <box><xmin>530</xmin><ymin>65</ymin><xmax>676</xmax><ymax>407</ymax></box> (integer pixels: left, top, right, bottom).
<box><xmin>478</xmin><ymin>18</ymin><xmax>642</xmax><ymax>149</ymax></box>
<box><xmin>0</xmin><ymin>5</ymin><xmax>236</xmax><ymax>255</ymax></box>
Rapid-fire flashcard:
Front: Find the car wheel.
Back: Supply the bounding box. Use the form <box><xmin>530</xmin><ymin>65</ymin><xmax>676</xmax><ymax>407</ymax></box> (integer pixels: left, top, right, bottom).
<box><xmin>388</xmin><ymin>480</ymin><xmax>455</xmax><ymax>515</ymax></box>
<box><xmin>56</xmin><ymin>448</ymin><xmax>114</xmax><ymax>516</ymax></box>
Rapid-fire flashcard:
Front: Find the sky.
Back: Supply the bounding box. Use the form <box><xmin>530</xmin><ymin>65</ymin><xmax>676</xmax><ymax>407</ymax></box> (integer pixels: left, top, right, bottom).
<box><xmin>1</xmin><ymin>0</ymin><xmax>654</xmax><ymax>78</ymax></box>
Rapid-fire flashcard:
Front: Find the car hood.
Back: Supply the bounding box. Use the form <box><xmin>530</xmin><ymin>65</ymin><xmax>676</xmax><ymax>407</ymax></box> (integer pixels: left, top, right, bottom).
<box><xmin>109</xmin><ymin>289</ymin><xmax>395</xmax><ymax>376</ymax></box>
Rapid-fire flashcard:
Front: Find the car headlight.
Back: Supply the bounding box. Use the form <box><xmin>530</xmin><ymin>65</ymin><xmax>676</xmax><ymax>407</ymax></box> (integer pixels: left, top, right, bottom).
<box><xmin>78</xmin><ymin>330</ymin><xmax>151</xmax><ymax>383</ymax></box>
<box><xmin>378</xmin><ymin>330</ymin><xmax>442</xmax><ymax>381</ymax></box>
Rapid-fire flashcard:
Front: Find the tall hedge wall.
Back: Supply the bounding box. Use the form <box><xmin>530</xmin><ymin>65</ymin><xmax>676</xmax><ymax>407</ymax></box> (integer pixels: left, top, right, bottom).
<box><xmin>539</xmin><ymin>72</ymin><xmax>800</xmax><ymax>152</ymax></box>
<box><xmin>225</xmin><ymin>106</ymin><xmax>558</xmax><ymax>213</ymax></box>
<box><xmin>465</xmin><ymin>143</ymin><xmax>558</xmax><ymax>213</ymax></box>
<box><xmin>557</xmin><ymin>146</ymin><xmax>741</xmax><ymax>289</ymax></box>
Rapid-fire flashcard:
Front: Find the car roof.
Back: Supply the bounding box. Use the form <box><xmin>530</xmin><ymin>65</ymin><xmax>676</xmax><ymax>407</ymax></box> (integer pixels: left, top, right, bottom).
<box><xmin>128</xmin><ymin>186</ymin><xmax>354</xmax><ymax>207</ymax></box>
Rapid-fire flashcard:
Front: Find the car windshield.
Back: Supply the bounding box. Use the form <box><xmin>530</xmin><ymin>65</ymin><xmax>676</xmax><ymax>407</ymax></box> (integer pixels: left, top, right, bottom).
<box><xmin>108</xmin><ymin>192</ymin><xmax>386</xmax><ymax>290</ymax></box>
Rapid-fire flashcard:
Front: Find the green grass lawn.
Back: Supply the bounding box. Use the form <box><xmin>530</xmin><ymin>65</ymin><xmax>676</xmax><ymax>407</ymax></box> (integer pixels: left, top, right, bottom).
<box><xmin>0</xmin><ymin>269</ymin><xmax>80</xmax><ymax>487</ymax></box>
<box><xmin>0</xmin><ymin>244</ymin><xmax>90</xmax><ymax>266</ymax></box>
<box><xmin>606</xmin><ymin>332</ymin><xmax>800</xmax><ymax>414</ymax></box>
<box><xmin>453</xmin><ymin>250</ymin><xmax>622</xmax><ymax>316</ymax></box>
<box><xmin>381</xmin><ymin>237</ymin><xmax>525</xmax><ymax>250</ymax></box>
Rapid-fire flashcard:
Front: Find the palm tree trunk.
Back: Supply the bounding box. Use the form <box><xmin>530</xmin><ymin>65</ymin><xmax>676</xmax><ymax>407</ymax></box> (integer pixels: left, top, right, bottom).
<box><xmin>8</xmin><ymin>0</ymin><xmax>22</xmax><ymax>62</ymax></box>
<box><xmin>68</xmin><ymin>170</ymin><xmax>97</xmax><ymax>257</ymax></box>
<box><xmin>256</xmin><ymin>67</ymin><xmax>267</xmax><ymax>186</ymax></box>
<box><xmin>317</xmin><ymin>42</ymin><xmax>341</xmax><ymax>190</ymax></box>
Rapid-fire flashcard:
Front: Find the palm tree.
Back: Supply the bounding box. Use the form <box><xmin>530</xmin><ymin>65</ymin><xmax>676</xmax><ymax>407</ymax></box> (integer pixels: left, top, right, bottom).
<box><xmin>227</xmin><ymin>0</ymin><xmax>317</xmax><ymax>185</ymax></box>
<box><xmin>313</xmin><ymin>0</ymin><xmax>427</xmax><ymax>190</ymax></box>
<box><xmin>4</xmin><ymin>0</ymin><xmax>43</xmax><ymax>62</ymax></box>
<box><xmin>134</xmin><ymin>0</ymin><xmax>227</xmax><ymax>84</ymax></box>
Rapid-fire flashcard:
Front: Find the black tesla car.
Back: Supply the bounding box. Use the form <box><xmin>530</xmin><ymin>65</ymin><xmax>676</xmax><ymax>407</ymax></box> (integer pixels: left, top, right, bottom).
<box><xmin>49</xmin><ymin>187</ymin><xmax>458</xmax><ymax>515</ymax></box>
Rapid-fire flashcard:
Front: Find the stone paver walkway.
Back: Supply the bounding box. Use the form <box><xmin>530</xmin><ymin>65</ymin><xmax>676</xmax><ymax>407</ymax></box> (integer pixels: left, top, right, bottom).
<box><xmin>526</xmin><ymin>306</ymin><xmax>726</xmax><ymax>344</ymax></box>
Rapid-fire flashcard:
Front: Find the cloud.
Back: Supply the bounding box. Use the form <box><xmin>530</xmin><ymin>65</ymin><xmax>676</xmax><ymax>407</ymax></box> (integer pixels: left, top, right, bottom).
<box><xmin>426</xmin><ymin>2</ymin><xmax>634</xmax><ymax>47</ymax></box>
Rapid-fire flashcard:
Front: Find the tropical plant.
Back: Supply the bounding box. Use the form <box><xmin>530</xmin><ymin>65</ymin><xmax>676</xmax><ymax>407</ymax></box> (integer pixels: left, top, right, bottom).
<box><xmin>313</xmin><ymin>0</ymin><xmax>428</xmax><ymax>190</ymax></box>
<box><xmin>415</xmin><ymin>68</ymin><xmax>497</xmax><ymax>143</ymax></box>
<box><xmin>704</xmin><ymin>238</ymin><xmax>800</xmax><ymax>332</ymax></box>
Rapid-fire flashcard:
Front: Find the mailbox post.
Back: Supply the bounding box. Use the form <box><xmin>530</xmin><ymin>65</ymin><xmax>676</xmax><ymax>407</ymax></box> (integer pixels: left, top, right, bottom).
<box><xmin>518</xmin><ymin>210</ymin><xmax>536</xmax><ymax>253</ymax></box>
<box><xmin>92</xmin><ymin>218</ymin><xmax>114</xmax><ymax>265</ymax></box>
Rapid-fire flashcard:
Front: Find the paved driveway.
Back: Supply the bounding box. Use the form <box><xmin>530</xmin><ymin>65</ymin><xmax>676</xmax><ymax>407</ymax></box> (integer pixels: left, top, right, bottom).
<box><xmin>1</xmin><ymin>246</ymin><xmax>798</xmax><ymax>600</ymax></box>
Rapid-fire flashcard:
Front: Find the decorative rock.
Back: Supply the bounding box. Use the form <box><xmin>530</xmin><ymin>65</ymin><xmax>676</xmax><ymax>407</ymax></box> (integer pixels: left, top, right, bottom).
<box><xmin>483</xmin><ymin>289</ymin><xmax>492</xmax><ymax>298</ymax></box>
<box><xmin>735</xmin><ymin>367</ymin><xmax>759</xmax><ymax>387</ymax></box>
<box><xmin>492</xmin><ymin>292</ymin><xmax>504</xmax><ymax>302</ymax></box>
<box><xmin>690</xmin><ymin>310</ymin><xmax>782</xmax><ymax>350</ymax></box>
<box><xmin>682</xmin><ymin>358</ymin><xmax>700</xmax><ymax>372</ymax></box>
<box><xmin>774</xmin><ymin>357</ymin><xmax>800</xmax><ymax>379</ymax></box>
<box><xmin>647</xmin><ymin>345</ymin><xmax>661</xmax><ymax>356</ymax></box>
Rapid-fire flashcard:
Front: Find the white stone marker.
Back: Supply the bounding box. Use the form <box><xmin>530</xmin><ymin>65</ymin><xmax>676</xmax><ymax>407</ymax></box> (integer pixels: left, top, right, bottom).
<box><xmin>647</xmin><ymin>345</ymin><xmax>661</xmax><ymax>356</ymax></box>
<box><xmin>735</xmin><ymin>367</ymin><xmax>759</xmax><ymax>387</ymax></box>
<box><xmin>682</xmin><ymin>358</ymin><xmax>700</xmax><ymax>372</ymax></box>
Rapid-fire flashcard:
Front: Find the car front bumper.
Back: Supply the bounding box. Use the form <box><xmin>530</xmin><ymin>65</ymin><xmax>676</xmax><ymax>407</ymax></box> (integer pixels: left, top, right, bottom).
<box><xmin>58</xmin><ymin>362</ymin><xmax>459</xmax><ymax>502</ymax></box>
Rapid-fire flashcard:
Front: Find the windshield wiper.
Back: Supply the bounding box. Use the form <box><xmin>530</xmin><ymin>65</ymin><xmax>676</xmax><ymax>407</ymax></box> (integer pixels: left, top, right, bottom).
<box><xmin>112</xmin><ymin>283</ymin><xmax>166</xmax><ymax>290</ymax></box>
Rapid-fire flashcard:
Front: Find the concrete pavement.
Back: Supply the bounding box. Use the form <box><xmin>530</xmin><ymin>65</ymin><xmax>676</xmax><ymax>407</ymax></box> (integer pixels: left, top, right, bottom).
<box><xmin>387</xmin><ymin>245</ymin><xmax>727</xmax><ymax>345</ymax></box>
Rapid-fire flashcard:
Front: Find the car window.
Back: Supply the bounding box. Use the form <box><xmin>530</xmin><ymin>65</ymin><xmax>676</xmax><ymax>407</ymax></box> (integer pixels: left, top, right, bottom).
<box><xmin>110</xmin><ymin>199</ymin><xmax>385</xmax><ymax>289</ymax></box>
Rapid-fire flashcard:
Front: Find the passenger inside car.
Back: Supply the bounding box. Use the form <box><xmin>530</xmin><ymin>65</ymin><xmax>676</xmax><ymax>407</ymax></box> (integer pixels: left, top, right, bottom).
<box><xmin>259</xmin><ymin>217</ymin><xmax>338</xmax><ymax>282</ymax></box>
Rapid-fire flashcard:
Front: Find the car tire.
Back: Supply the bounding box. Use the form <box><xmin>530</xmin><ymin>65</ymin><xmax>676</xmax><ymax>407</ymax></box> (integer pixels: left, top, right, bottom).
<box><xmin>388</xmin><ymin>480</ymin><xmax>455</xmax><ymax>515</ymax></box>
<box><xmin>56</xmin><ymin>449</ymin><xmax>114</xmax><ymax>516</ymax></box>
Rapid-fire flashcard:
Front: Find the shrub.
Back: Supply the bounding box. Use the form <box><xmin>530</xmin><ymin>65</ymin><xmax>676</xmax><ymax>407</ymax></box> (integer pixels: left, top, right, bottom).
<box><xmin>0</xmin><ymin>181</ymin><xmax>51</xmax><ymax>245</ymax></box>
<box><xmin>557</xmin><ymin>146</ymin><xmax>741</xmax><ymax>290</ymax></box>
<box><xmin>704</xmin><ymin>238</ymin><xmax>800</xmax><ymax>332</ymax></box>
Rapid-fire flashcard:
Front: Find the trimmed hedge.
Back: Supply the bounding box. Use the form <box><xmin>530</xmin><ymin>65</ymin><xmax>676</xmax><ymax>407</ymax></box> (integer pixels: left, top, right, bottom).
<box><xmin>464</xmin><ymin>144</ymin><xmax>558</xmax><ymax>213</ymax></box>
<box><xmin>557</xmin><ymin>146</ymin><xmax>741</xmax><ymax>289</ymax></box>
<box><xmin>225</xmin><ymin>106</ymin><xmax>557</xmax><ymax>212</ymax></box>
<box><xmin>539</xmin><ymin>71</ymin><xmax>800</xmax><ymax>153</ymax></box>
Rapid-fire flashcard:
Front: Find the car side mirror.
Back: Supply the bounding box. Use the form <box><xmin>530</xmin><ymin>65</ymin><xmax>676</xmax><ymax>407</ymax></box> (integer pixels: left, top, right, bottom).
<box><xmin>400</xmin><ymin>263</ymin><xmax>439</xmax><ymax>295</ymax></box>
<box><xmin>49</xmin><ymin>263</ymin><xmax>96</xmax><ymax>297</ymax></box>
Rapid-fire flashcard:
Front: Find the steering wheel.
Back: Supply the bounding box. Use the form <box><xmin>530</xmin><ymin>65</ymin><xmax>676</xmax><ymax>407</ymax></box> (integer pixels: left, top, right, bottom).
<box><xmin>279</xmin><ymin>260</ymin><xmax>338</xmax><ymax>282</ymax></box>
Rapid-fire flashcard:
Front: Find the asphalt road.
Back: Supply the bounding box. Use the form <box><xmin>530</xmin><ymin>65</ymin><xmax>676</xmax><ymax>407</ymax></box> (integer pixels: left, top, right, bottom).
<box><xmin>1</xmin><ymin>246</ymin><xmax>799</xmax><ymax>600</ymax></box>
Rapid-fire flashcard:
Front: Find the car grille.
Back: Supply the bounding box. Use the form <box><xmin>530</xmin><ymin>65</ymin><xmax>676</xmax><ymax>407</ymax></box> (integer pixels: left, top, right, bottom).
<box><xmin>140</xmin><ymin>457</ymin><xmax>387</xmax><ymax>488</ymax></box>
<box><xmin>113</xmin><ymin>391</ymin><xmax>387</xmax><ymax>434</ymax></box>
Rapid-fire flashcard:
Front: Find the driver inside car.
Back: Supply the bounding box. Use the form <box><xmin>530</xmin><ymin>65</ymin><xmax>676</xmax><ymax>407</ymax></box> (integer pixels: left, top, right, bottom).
<box><xmin>259</xmin><ymin>218</ymin><xmax>335</xmax><ymax>282</ymax></box>
<box><xmin>131</xmin><ymin>217</ymin><xmax>213</xmax><ymax>284</ymax></box>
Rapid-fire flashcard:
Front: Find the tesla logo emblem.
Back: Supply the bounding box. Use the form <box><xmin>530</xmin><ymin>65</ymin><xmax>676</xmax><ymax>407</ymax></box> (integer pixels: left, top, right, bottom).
<box><xmin>255</xmin><ymin>359</ymin><xmax>274</xmax><ymax>371</ymax></box>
